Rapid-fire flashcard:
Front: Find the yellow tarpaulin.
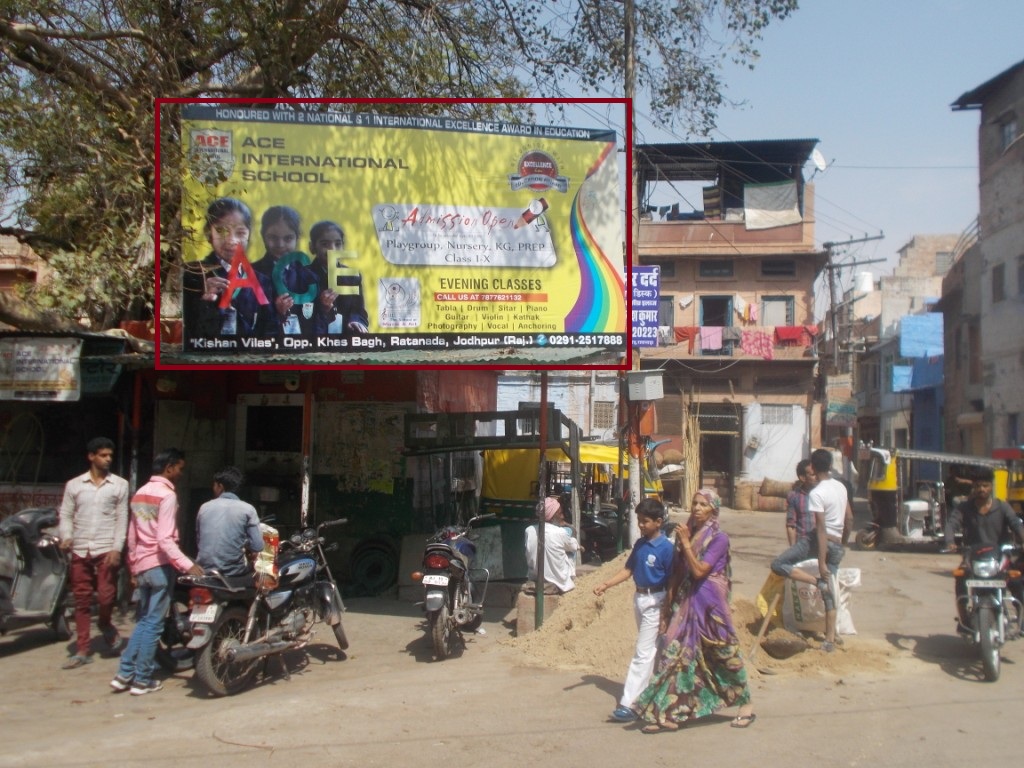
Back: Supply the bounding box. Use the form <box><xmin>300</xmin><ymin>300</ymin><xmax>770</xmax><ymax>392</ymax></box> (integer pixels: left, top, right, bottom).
<box><xmin>480</xmin><ymin>446</ymin><xmax>639</xmax><ymax>501</ymax></box>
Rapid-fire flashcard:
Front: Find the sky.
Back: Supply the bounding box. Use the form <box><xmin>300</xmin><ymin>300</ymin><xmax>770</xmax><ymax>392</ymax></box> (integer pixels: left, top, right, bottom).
<box><xmin>622</xmin><ymin>0</ymin><xmax>1024</xmax><ymax>312</ymax></box>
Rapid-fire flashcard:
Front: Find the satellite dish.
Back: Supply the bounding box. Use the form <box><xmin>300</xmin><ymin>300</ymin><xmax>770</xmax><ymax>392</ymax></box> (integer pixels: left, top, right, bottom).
<box><xmin>811</xmin><ymin>148</ymin><xmax>828</xmax><ymax>172</ymax></box>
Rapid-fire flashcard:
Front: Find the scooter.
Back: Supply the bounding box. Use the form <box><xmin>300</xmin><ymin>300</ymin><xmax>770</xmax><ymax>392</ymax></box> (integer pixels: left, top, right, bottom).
<box><xmin>0</xmin><ymin>507</ymin><xmax>72</xmax><ymax>641</ymax></box>
<box><xmin>954</xmin><ymin>542</ymin><xmax>1024</xmax><ymax>682</ymax></box>
<box><xmin>412</xmin><ymin>514</ymin><xmax>493</xmax><ymax>660</ymax></box>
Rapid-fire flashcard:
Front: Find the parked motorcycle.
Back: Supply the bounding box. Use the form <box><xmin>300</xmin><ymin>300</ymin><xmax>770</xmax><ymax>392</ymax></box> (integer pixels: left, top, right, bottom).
<box><xmin>580</xmin><ymin>503</ymin><xmax>622</xmax><ymax>563</ymax></box>
<box><xmin>413</xmin><ymin>514</ymin><xmax>493</xmax><ymax>660</ymax></box>
<box><xmin>954</xmin><ymin>542</ymin><xmax>1024</xmax><ymax>681</ymax></box>
<box><xmin>181</xmin><ymin>518</ymin><xmax>349</xmax><ymax>696</ymax></box>
<box><xmin>0</xmin><ymin>507</ymin><xmax>71</xmax><ymax>642</ymax></box>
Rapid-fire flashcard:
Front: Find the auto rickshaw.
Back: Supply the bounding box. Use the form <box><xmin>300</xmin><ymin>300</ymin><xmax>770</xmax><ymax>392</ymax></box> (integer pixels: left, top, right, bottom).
<box><xmin>856</xmin><ymin>447</ymin><xmax>1009</xmax><ymax>550</ymax></box>
<box><xmin>992</xmin><ymin>447</ymin><xmax>1024</xmax><ymax>515</ymax></box>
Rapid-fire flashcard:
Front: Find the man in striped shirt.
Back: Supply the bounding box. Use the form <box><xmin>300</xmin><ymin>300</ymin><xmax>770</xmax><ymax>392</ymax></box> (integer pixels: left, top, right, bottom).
<box><xmin>770</xmin><ymin>458</ymin><xmax>821</xmax><ymax>581</ymax></box>
<box><xmin>59</xmin><ymin>437</ymin><xmax>129</xmax><ymax>669</ymax></box>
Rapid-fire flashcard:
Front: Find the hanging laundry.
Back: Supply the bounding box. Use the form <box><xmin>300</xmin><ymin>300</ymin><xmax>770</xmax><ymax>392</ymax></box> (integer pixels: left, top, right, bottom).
<box><xmin>774</xmin><ymin>326</ymin><xmax>807</xmax><ymax>346</ymax></box>
<box><xmin>741</xmin><ymin>330</ymin><xmax>774</xmax><ymax>361</ymax></box>
<box><xmin>749</xmin><ymin>303</ymin><xmax>759</xmax><ymax>323</ymax></box>
<box><xmin>733</xmin><ymin>293</ymin><xmax>747</xmax><ymax>321</ymax></box>
<box><xmin>673</xmin><ymin>326</ymin><xmax>699</xmax><ymax>353</ymax></box>
<box><xmin>700</xmin><ymin>326</ymin><xmax>723</xmax><ymax>351</ymax></box>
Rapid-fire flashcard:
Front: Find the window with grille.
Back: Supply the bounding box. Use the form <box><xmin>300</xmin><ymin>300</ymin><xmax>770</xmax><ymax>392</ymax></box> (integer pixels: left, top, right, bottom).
<box><xmin>993</xmin><ymin>263</ymin><xmax>1006</xmax><ymax>303</ymax></box>
<box><xmin>592</xmin><ymin>401</ymin><xmax>615</xmax><ymax>430</ymax></box>
<box><xmin>699</xmin><ymin>259</ymin><xmax>733</xmax><ymax>278</ymax></box>
<box><xmin>761</xmin><ymin>404</ymin><xmax>793</xmax><ymax>425</ymax></box>
<box><xmin>761</xmin><ymin>259</ymin><xmax>796</xmax><ymax>277</ymax></box>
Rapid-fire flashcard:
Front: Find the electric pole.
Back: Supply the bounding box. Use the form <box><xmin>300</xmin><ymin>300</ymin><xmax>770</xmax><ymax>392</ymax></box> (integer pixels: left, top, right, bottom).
<box><xmin>823</xmin><ymin>235</ymin><xmax>885</xmax><ymax>371</ymax></box>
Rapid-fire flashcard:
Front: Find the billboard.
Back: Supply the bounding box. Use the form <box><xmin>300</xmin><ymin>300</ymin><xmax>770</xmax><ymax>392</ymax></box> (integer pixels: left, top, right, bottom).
<box><xmin>173</xmin><ymin>104</ymin><xmax>627</xmax><ymax>365</ymax></box>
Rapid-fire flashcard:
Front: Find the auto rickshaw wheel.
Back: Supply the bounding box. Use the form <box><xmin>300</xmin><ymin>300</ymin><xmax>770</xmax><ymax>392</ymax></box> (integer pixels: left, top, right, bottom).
<box><xmin>855</xmin><ymin>527</ymin><xmax>878</xmax><ymax>551</ymax></box>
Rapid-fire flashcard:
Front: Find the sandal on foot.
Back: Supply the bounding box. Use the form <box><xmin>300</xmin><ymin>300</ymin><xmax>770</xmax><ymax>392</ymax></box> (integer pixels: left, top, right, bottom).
<box><xmin>731</xmin><ymin>714</ymin><xmax>756</xmax><ymax>728</ymax></box>
<box><xmin>61</xmin><ymin>655</ymin><xmax>93</xmax><ymax>670</ymax></box>
<box><xmin>642</xmin><ymin>722</ymin><xmax>679</xmax><ymax>733</ymax></box>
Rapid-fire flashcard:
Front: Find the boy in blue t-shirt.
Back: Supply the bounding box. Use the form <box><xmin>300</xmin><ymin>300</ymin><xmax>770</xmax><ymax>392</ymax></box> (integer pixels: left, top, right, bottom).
<box><xmin>593</xmin><ymin>497</ymin><xmax>675</xmax><ymax>722</ymax></box>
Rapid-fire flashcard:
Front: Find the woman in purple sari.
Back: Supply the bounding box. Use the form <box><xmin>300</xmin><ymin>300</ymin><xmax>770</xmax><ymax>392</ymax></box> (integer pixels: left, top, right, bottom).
<box><xmin>634</xmin><ymin>488</ymin><xmax>755</xmax><ymax>732</ymax></box>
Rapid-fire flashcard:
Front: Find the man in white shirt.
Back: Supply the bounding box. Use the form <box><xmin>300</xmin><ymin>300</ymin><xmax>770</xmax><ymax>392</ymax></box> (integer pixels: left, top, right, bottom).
<box><xmin>525</xmin><ymin>497</ymin><xmax>579</xmax><ymax>594</ymax></box>
<box><xmin>806</xmin><ymin>448</ymin><xmax>853</xmax><ymax>651</ymax></box>
<box><xmin>59</xmin><ymin>437</ymin><xmax>129</xmax><ymax>669</ymax></box>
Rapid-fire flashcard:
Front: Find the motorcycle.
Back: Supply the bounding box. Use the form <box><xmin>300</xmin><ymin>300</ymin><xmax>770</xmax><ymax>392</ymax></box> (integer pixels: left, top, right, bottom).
<box><xmin>0</xmin><ymin>507</ymin><xmax>72</xmax><ymax>642</ymax></box>
<box><xmin>413</xmin><ymin>514</ymin><xmax>493</xmax><ymax>660</ymax></box>
<box><xmin>954</xmin><ymin>542</ymin><xmax>1024</xmax><ymax>681</ymax></box>
<box><xmin>580</xmin><ymin>503</ymin><xmax>622</xmax><ymax>563</ymax></box>
<box><xmin>181</xmin><ymin>518</ymin><xmax>349</xmax><ymax>696</ymax></box>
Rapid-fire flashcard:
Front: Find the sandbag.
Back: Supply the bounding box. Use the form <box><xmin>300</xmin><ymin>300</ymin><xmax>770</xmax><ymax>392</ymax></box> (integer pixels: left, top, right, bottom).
<box><xmin>758</xmin><ymin>477</ymin><xmax>793</xmax><ymax>499</ymax></box>
<box><xmin>780</xmin><ymin>558</ymin><xmax>860</xmax><ymax>636</ymax></box>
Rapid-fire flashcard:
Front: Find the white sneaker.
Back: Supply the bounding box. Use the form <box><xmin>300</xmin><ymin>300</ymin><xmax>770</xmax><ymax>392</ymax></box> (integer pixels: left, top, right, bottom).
<box><xmin>129</xmin><ymin>680</ymin><xmax>163</xmax><ymax>696</ymax></box>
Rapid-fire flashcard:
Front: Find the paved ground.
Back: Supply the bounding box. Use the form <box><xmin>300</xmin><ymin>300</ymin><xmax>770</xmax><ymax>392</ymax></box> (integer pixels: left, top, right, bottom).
<box><xmin>1</xmin><ymin>503</ymin><xmax>1020</xmax><ymax>768</ymax></box>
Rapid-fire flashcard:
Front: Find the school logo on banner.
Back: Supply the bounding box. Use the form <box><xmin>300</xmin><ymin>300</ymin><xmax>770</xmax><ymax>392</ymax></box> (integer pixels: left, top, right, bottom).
<box><xmin>188</xmin><ymin>129</ymin><xmax>235</xmax><ymax>185</ymax></box>
<box><xmin>508</xmin><ymin>150</ymin><xmax>569</xmax><ymax>193</ymax></box>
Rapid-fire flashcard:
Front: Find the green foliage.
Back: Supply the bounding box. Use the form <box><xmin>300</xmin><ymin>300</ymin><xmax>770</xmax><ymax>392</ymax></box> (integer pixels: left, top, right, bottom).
<box><xmin>508</xmin><ymin>0</ymin><xmax>798</xmax><ymax>135</ymax></box>
<box><xmin>0</xmin><ymin>0</ymin><xmax>795</xmax><ymax>330</ymax></box>
<box><xmin>0</xmin><ymin>0</ymin><xmax>528</xmax><ymax>329</ymax></box>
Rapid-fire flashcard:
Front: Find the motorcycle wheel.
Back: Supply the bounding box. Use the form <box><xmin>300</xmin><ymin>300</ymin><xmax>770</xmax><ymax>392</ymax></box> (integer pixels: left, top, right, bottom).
<box><xmin>978</xmin><ymin>604</ymin><xmax>1001</xmax><ymax>682</ymax></box>
<box><xmin>194</xmin><ymin>606</ymin><xmax>259</xmax><ymax>696</ymax></box>
<box><xmin>855</xmin><ymin>527</ymin><xmax>878</xmax><ymax>551</ymax></box>
<box><xmin>430</xmin><ymin>604</ymin><xmax>453</xmax><ymax>660</ymax></box>
<box><xmin>331</xmin><ymin>620</ymin><xmax>349</xmax><ymax>651</ymax></box>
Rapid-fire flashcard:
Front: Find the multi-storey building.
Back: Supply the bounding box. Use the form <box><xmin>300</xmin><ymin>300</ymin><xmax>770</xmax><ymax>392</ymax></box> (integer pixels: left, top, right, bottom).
<box><xmin>949</xmin><ymin>58</ymin><xmax>1024</xmax><ymax>451</ymax></box>
<box><xmin>634</xmin><ymin>140</ymin><xmax>826</xmax><ymax>508</ymax></box>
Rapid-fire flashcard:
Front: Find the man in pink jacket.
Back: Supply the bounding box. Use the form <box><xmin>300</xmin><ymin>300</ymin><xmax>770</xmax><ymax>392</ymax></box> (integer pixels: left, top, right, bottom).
<box><xmin>110</xmin><ymin>449</ymin><xmax>203</xmax><ymax>696</ymax></box>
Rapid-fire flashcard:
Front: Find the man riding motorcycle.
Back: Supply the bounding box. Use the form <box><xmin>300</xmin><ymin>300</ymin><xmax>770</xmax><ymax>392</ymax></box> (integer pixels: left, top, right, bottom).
<box><xmin>944</xmin><ymin>467</ymin><xmax>1024</xmax><ymax>629</ymax></box>
<box><xmin>195</xmin><ymin>467</ymin><xmax>264</xmax><ymax>578</ymax></box>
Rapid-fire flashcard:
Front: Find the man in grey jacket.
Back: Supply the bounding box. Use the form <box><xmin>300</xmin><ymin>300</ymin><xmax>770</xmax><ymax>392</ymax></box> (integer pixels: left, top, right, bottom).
<box><xmin>196</xmin><ymin>467</ymin><xmax>263</xmax><ymax>578</ymax></box>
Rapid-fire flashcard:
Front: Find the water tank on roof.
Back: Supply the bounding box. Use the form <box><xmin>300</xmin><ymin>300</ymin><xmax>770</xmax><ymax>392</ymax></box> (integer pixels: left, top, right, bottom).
<box><xmin>855</xmin><ymin>272</ymin><xmax>875</xmax><ymax>294</ymax></box>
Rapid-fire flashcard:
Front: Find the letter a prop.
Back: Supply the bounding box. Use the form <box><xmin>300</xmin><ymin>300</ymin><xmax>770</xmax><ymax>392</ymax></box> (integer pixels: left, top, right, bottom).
<box><xmin>218</xmin><ymin>243</ymin><xmax>268</xmax><ymax>308</ymax></box>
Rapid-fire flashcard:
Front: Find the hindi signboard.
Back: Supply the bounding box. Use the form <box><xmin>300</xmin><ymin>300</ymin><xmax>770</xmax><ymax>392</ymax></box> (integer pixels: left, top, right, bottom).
<box><xmin>174</xmin><ymin>104</ymin><xmax>627</xmax><ymax>364</ymax></box>
<box><xmin>631</xmin><ymin>265</ymin><xmax>660</xmax><ymax>348</ymax></box>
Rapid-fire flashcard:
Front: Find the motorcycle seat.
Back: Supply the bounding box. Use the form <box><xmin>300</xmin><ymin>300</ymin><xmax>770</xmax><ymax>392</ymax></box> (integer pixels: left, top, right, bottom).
<box><xmin>425</xmin><ymin>542</ymin><xmax>470</xmax><ymax>568</ymax></box>
<box><xmin>0</xmin><ymin>508</ymin><xmax>58</xmax><ymax>547</ymax></box>
<box><xmin>186</xmin><ymin>570</ymin><xmax>256</xmax><ymax>596</ymax></box>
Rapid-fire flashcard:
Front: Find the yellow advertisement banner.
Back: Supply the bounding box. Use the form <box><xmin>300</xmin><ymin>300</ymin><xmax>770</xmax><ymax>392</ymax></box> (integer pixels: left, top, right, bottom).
<box><xmin>178</xmin><ymin>105</ymin><xmax>627</xmax><ymax>360</ymax></box>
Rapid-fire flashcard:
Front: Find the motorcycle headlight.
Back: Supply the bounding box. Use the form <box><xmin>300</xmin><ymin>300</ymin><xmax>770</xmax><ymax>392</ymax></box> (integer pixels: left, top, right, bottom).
<box><xmin>972</xmin><ymin>559</ymin><xmax>1000</xmax><ymax>579</ymax></box>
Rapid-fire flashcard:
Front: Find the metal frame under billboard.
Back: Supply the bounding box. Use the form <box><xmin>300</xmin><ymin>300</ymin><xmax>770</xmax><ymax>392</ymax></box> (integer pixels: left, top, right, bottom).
<box><xmin>168</xmin><ymin>101</ymin><xmax>628</xmax><ymax>367</ymax></box>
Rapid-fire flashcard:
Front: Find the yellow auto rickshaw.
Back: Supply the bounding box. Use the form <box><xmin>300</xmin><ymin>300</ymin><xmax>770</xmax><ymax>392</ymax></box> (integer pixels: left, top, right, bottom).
<box><xmin>993</xmin><ymin>447</ymin><xmax>1024</xmax><ymax>515</ymax></box>
<box><xmin>857</xmin><ymin>447</ymin><xmax>1009</xmax><ymax>550</ymax></box>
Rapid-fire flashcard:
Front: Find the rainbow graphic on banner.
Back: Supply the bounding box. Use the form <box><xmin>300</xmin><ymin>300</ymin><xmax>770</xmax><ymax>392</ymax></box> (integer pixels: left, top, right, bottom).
<box><xmin>565</xmin><ymin>144</ymin><xmax>626</xmax><ymax>333</ymax></box>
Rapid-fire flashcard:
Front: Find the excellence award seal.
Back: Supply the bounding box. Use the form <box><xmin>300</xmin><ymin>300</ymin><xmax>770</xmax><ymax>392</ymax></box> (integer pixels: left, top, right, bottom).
<box><xmin>509</xmin><ymin>150</ymin><xmax>569</xmax><ymax>193</ymax></box>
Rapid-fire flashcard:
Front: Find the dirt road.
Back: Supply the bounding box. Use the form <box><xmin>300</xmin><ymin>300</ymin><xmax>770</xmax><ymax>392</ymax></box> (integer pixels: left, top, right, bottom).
<box><xmin>1</xmin><ymin>506</ymin><xmax>1019</xmax><ymax>768</ymax></box>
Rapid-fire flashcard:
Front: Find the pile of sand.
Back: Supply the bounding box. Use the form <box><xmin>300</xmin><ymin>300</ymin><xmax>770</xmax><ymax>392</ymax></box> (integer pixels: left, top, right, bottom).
<box><xmin>507</xmin><ymin>554</ymin><xmax>896</xmax><ymax>680</ymax></box>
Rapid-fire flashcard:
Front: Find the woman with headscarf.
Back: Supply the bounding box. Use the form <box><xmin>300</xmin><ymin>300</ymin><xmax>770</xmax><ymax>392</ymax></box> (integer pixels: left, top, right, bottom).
<box><xmin>632</xmin><ymin>488</ymin><xmax>756</xmax><ymax>732</ymax></box>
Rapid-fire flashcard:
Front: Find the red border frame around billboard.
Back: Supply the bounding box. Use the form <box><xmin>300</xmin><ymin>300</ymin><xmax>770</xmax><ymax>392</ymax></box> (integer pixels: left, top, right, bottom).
<box><xmin>153</xmin><ymin>97</ymin><xmax>632</xmax><ymax>372</ymax></box>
